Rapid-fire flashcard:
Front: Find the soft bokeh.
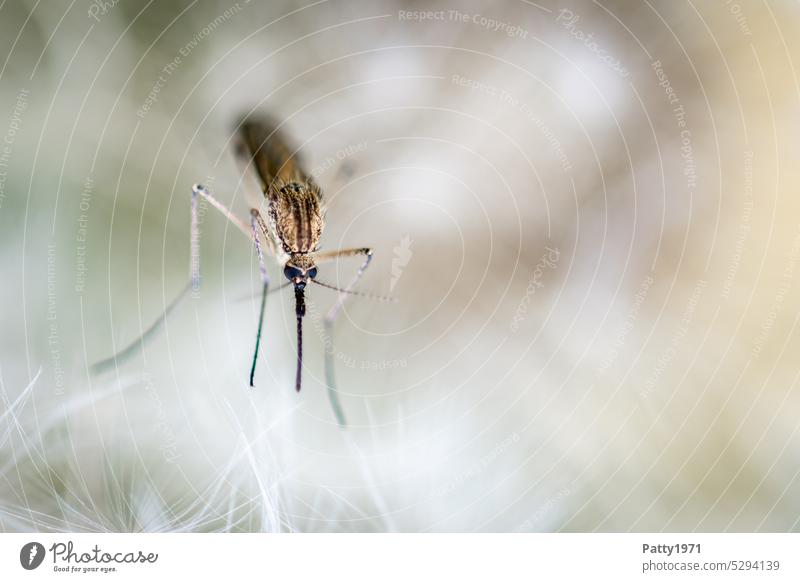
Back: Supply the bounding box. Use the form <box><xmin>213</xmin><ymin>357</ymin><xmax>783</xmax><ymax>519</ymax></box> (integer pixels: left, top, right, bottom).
<box><xmin>1</xmin><ymin>0</ymin><xmax>800</xmax><ymax>531</ymax></box>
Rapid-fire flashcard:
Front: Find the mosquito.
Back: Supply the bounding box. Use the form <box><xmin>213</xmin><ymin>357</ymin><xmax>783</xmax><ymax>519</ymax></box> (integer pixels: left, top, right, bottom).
<box><xmin>93</xmin><ymin>115</ymin><xmax>386</xmax><ymax>424</ymax></box>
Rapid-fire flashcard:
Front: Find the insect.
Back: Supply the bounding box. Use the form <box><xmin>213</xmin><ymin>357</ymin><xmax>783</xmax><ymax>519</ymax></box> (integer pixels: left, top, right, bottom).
<box><xmin>94</xmin><ymin>115</ymin><xmax>383</xmax><ymax>424</ymax></box>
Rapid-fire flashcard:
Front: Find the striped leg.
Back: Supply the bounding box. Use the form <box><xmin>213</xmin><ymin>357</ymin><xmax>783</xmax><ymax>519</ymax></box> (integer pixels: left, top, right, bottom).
<box><xmin>92</xmin><ymin>185</ymin><xmax>254</xmax><ymax>374</ymax></box>
<box><xmin>248</xmin><ymin>209</ymin><xmax>270</xmax><ymax>387</ymax></box>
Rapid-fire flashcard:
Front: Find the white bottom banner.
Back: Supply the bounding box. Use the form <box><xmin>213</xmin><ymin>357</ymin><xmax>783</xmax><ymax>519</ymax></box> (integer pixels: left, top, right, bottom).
<box><xmin>0</xmin><ymin>533</ymin><xmax>797</xmax><ymax>581</ymax></box>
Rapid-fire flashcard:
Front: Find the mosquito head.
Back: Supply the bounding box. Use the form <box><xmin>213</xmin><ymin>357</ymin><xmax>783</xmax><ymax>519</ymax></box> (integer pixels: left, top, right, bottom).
<box><xmin>293</xmin><ymin>279</ymin><xmax>307</xmax><ymax>392</ymax></box>
<box><xmin>283</xmin><ymin>256</ymin><xmax>317</xmax><ymax>288</ymax></box>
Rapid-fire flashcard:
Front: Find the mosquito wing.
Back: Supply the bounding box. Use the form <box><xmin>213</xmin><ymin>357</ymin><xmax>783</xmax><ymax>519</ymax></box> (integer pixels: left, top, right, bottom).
<box><xmin>233</xmin><ymin>115</ymin><xmax>324</xmax><ymax>255</ymax></box>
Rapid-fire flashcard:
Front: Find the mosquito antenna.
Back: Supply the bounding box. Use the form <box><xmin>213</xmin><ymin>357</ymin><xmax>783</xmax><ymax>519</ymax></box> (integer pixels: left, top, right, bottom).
<box><xmin>310</xmin><ymin>278</ymin><xmax>397</xmax><ymax>303</ymax></box>
<box><xmin>294</xmin><ymin>285</ymin><xmax>305</xmax><ymax>392</ymax></box>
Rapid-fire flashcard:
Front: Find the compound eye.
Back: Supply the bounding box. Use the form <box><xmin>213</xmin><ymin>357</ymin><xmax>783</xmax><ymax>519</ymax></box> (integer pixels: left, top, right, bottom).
<box><xmin>284</xmin><ymin>265</ymin><xmax>304</xmax><ymax>281</ymax></box>
<box><xmin>307</xmin><ymin>267</ymin><xmax>318</xmax><ymax>279</ymax></box>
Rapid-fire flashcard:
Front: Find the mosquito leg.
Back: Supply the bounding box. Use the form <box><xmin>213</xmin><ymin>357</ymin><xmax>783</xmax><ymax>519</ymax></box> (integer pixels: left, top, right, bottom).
<box><xmin>191</xmin><ymin>183</ymin><xmax>253</xmax><ymax>290</ymax></box>
<box><xmin>323</xmin><ymin>344</ymin><xmax>346</xmax><ymax>427</ymax></box>
<box><xmin>311</xmin><ymin>247</ymin><xmax>372</xmax><ymax>267</ymax></box>
<box><xmin>93</xmin><ymin>185</ymin><xmax>254</xmax><ymax>375</ymax></box>
<box><xmin>318</xmin><ymin>248</ymin><xmax>373</xmax><ymax>322</ymax></box>
<box><xmin>317</xmin><ymin>247</ymin><xmax>373</xmax><ymax>426</ymax></box>
<box><xmin>249</xmin><ymin>209</ymin><xmax>270</xmax><ymax>387</ymax></box>
<box><xmin>191</xmin><ymin>185</ymin><xmax>200</xmax><ymax>290</ymax></box>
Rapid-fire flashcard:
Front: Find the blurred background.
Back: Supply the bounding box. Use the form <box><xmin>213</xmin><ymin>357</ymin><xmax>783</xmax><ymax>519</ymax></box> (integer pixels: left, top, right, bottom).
<box><xmin>1</xmin><ymin>0</ymin><xmax>800</xmax><ymax>532</ymax></box>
